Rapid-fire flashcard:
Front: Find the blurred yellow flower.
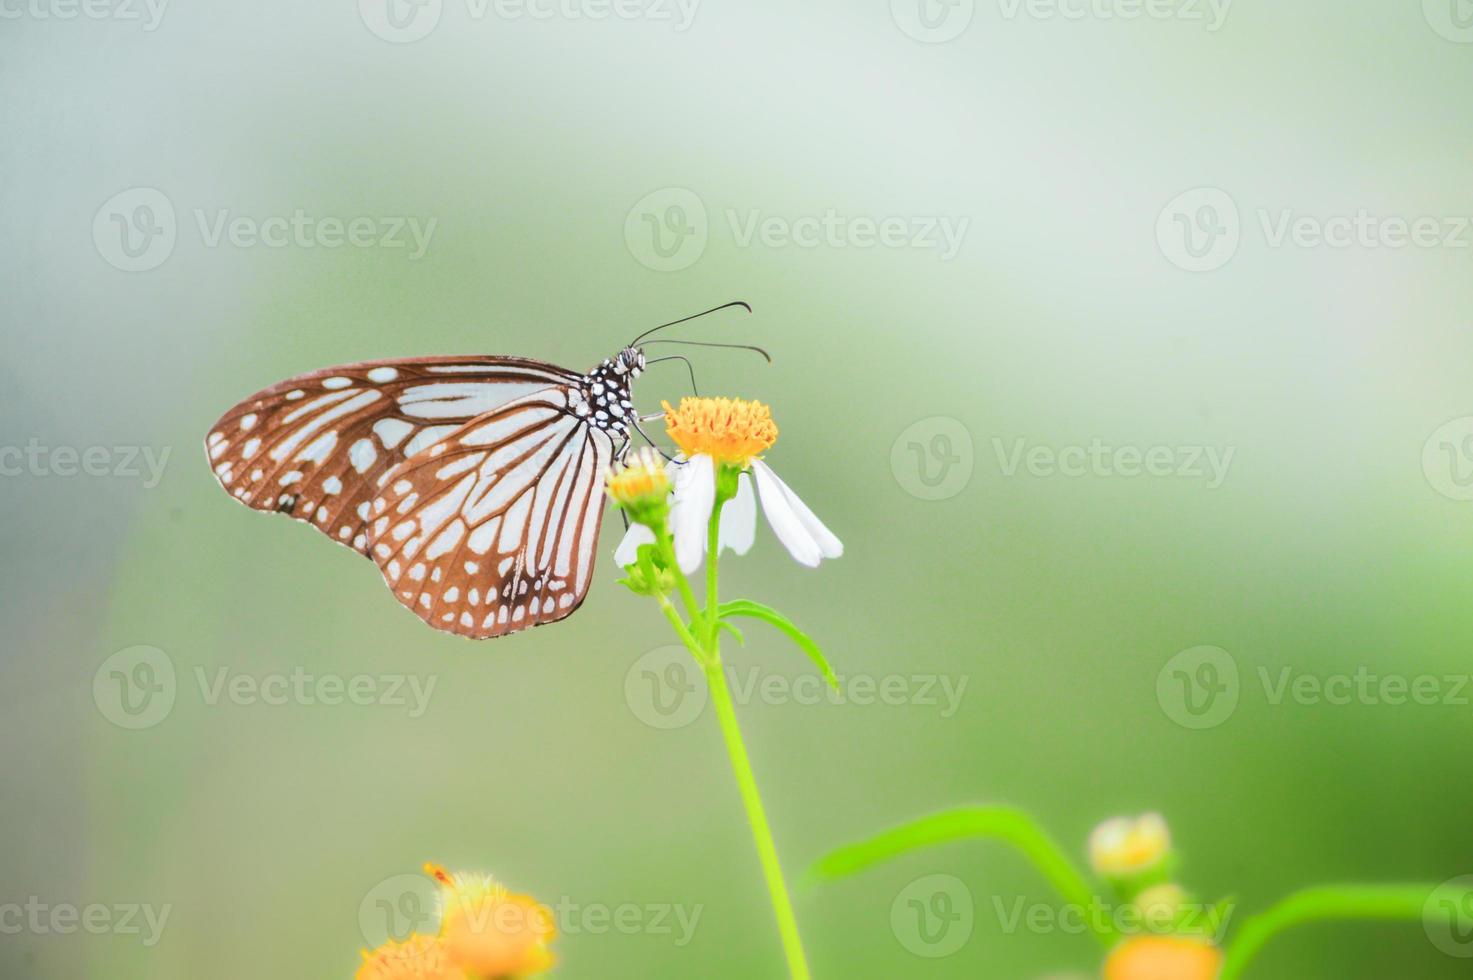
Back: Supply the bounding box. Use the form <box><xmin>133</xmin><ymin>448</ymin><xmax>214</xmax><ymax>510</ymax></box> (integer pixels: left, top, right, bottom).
<box><xmin>1103</xmin><ymin>935</ymin><xmax>1221</xmax><ymax>980</ymax></box>
<box><xmin>1090</xmin><ymin>813</ymin><xmax>1171</xmax><ymax>877</ymax></box>
<box><xmin>355</xmin><ymin>933</ymin><xmax>465</xmax><ymax>980</ymax></box>
<box><xmin>427</xmin><ymin>863</ymin><xmax>557</xmax><ymax>978</ymax></box>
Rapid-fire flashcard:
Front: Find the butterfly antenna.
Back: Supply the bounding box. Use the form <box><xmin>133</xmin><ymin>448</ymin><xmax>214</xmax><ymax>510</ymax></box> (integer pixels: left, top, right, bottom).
<box><xmin>629</xmin><ymin>300</ymin><xmax>752</xmax><ymax>346</ymax></box>
<box><xmin>645</xmin><ymin>354</ymin><xmax>700</xmax><ymax>396</ymax></box>
<box><xmin>642</xmin><ymin>339</ymin><xmax>772</xmax><ymax>363</ymax></box>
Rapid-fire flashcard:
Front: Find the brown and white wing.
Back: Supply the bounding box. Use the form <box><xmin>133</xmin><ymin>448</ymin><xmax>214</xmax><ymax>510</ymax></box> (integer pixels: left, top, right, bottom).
<box><xmin>365</xmin><ymin>386</ymin><xmax>616</xmax><ymax>639</ymax></box>
<box><xmin>204</xmin><ymin>356</ymin><xmax>581</xmax><ymax>555</ymax></box>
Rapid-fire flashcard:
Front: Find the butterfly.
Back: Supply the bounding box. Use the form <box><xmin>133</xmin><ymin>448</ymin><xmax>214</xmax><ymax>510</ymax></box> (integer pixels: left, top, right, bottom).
<box><xmin>204</xmin><ymin>302</ymin><xmax>756</xmax><ymax>639</ymax></box>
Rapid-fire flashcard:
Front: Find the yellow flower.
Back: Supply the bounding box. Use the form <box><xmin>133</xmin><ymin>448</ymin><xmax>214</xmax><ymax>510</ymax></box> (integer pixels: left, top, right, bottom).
<box><xmin>605</xmin><ymin>447</ymin><xmax>671</xmax><ymax>509</ymax></box>
<box><xmin>662</xmin><ymin>396</ymin><xmax>777</xmax><ymax>466</ymax></box>
<box><xmin>1090</xmin><ymin>813</ymin><xmax>1171</xmax><ymax>877</ymax></box>
<box><xmin>426</xmin><ymin>864</ymin><xmax>556</xmax><ymax>978</ymax></box>
<box><xmin>356</xmin><ymin>933</ymin><xmax>466</xmax><ymax>980</ymax></box>
<box><xmin>626</xmin><ymin>396</ymin><xmax>838</xmax><ymax>572</ymax></box>
<box><xmin>1103</xmin><ymin>935</ymin><xmax>1221</xmax><ymax>980</ymax></box>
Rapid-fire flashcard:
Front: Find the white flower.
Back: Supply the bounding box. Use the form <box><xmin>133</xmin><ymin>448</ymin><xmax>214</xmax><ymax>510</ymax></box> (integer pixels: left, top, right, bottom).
<box><xmin>614</xmin><ymin>454</ymin><xmax>842</xmax><ymax>573</ymax></box>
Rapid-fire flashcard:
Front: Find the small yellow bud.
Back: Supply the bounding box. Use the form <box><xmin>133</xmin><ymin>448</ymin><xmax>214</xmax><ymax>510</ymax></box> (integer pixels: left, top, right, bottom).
<box><xmin>1090</xmin><ymin>813</ymin><xmax>1171</xmax><ymax>878</ymax></box>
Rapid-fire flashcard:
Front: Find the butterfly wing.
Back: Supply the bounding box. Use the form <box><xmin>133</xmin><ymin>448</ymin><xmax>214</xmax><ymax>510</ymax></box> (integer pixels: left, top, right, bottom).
<box><xmin>365</xmin><ymin>386</ymin><xmax>617</xmax><ymax>639</ymax></box>
<box><xmin>205</xmin><ymin>356</ymin><xmax>581</xmax><ymax>554</ymax></box>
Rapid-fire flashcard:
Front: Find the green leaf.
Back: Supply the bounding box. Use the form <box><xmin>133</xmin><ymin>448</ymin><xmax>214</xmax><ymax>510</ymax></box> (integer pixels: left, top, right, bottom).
<box><xmin>807</xmin><ymin>806</ymin><xmax>1114</xmax><ymax>948</ymax></box>
<box><xmin>1219</xmin><ymin>882</ymin><xmax>1473</xmax><ymax>979</ymax></box>
<box><xmin>717</xmin><ymin>599</ymin><xmax>837</xmax><ymax>690</ymax></box>
<box><xmin>717</xmin><ymin>620</ymin><xmax>746</xmax><ymax>645</ymax></box>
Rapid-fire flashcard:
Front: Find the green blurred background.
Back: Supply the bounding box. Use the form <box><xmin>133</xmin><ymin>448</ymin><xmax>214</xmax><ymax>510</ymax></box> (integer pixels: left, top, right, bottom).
<box><xmin>4</xmin><ymin>1</ymin><xmax>1473</xmax><ymax>976</ymax></box>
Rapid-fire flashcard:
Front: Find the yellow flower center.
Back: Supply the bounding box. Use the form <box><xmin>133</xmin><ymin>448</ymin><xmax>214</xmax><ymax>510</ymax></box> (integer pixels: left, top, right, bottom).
<box><xmin>356</xmin><ymin>934</ymin><xmax>465</xmax><ymax>980</ymax></box>
<box><xmin>604</xmin><ymin>447</ymin><xmax>671</xmax><ymax>506</ymax></box>
<box><xmin>662</xmin><ymin>397</ymin><xmax>778</xmax><ymax>466</ymax></box>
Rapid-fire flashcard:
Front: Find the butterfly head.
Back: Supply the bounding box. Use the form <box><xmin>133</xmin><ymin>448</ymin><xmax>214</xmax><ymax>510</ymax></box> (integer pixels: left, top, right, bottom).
<box><xmin>614</xmin><ymin>346</ymin><xmax>645</xmax><ymax>378</ymax></box>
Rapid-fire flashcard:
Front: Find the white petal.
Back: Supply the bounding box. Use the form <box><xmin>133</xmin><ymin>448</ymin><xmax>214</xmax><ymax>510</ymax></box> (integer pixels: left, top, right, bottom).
<box><xmin>670</xmin><ymin>454</ymin><xmax>715</xmax><ymax>573</ymax></box>
<box><xmin>752</xmin><ymin>460</ymin><xmax>842</xmax><ymax>566</ymax></box>
<box><xmin>718</xmin><ymin>471</ymin><xmax>757</xmax><ymax>556</ymax></box>
<box><xmin>614</xmin><ymin>523</ymin><xmax>655</xmax><ymax>567</ymax></box>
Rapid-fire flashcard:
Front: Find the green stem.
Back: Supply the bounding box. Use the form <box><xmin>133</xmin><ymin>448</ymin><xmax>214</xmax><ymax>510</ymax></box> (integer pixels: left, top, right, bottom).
<box><xmin>704</xmin><ymin>656</ymin><xmax>813</xmax><ymax>980</ymax></box>
<box><xmin>809</xmin><ymin>806</ymin><xmax>1115</xmax><ymax>950</ymax></box>
<box><xmin>1219</xmin><ymin>882</ymin><xmax>1472</xmax><ymax>979</ymax></box>
<box><xmin>647</xmin><ymin>483</ymin><xmax>812</xmax><ymax>979</ymax></box>
<box><xmin>656</xmin><ymin>525</ymin><xmax>703</xmax><ymax>624</ymax></box>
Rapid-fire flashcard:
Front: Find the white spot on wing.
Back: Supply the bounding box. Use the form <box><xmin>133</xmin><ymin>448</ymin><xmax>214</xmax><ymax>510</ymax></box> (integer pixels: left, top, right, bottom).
<box><xmin>350</xmin><ymin>438</ymin><xmax>377</xmax><ymax>473</ymax></box>
<box><xmin>373</xmin><ymin>418</ymin><xmax>414</xmax><ymax>449</ymax></box>
<box><xmin>367</xmin><ymin>367</ymin><xmax>399</xmax><ymax>383</ymax></box>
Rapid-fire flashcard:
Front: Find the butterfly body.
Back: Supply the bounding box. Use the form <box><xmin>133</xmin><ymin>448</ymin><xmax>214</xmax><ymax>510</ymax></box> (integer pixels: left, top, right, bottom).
<box><xmin>206</xmin><ymin>346</ymin><xmax>647</xmax><ymax>639</ymax></box>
